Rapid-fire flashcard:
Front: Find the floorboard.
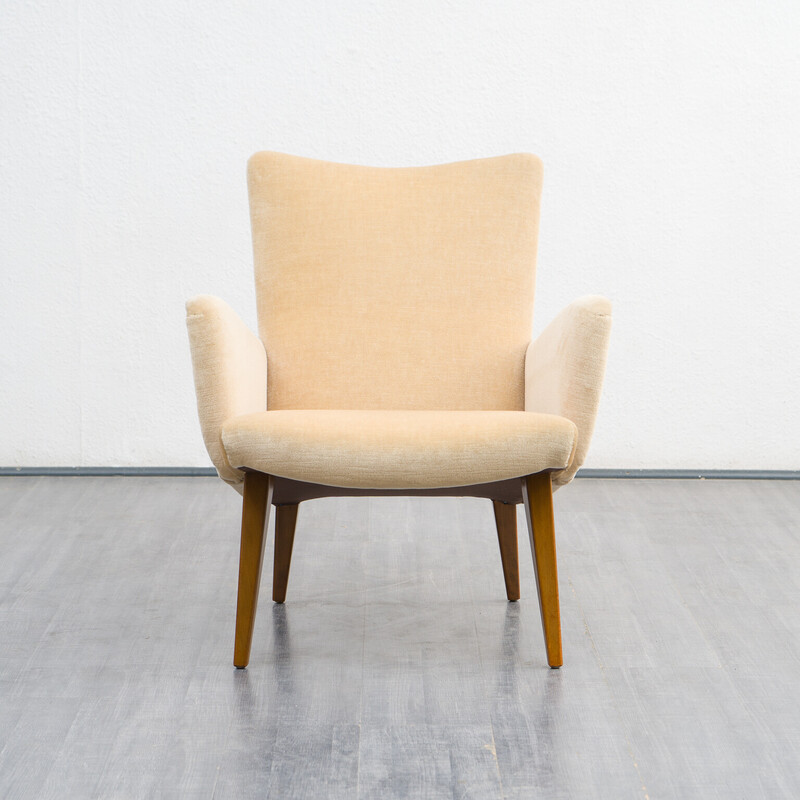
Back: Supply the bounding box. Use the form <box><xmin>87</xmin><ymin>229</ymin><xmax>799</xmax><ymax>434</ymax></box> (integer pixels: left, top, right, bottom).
<box><xmin>0</xmin><ymin>477</ymin><xmax>799</xmax><ymax>798</ymax></box>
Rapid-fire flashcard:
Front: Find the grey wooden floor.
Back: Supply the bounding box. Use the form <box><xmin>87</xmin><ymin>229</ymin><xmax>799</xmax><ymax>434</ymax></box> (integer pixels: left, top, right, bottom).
<box><xmin>1</xmin><ymin>477</ymin><xmax>799</xmax><ymax>798</ymax></box>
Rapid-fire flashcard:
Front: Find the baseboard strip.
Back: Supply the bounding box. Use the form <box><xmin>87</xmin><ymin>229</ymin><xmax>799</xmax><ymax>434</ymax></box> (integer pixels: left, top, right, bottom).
<box><xmin>576</xmin><ymin>469</ymin><xmax>800</xmax><ymax>480</ymax></box>
<box><xmin>0</xmin><ymin>467</ymin><xmax>798</xmax><ymax>480</ymax></box>
<box><xmin>0</xmin><ymin>466</ymin><xmax>218</xmax><ymax>476</ymax></box>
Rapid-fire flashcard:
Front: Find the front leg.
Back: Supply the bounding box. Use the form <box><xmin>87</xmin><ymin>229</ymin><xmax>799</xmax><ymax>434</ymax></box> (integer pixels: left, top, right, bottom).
<box><xmin>522</xmin><ymin>472</ymin><xmax>563</xmax><ymax>668</ymax></box>
<box><xmin>233</xmin><ymin>471</ymin><xmax>273</xmax><ymax>668</ymax></box>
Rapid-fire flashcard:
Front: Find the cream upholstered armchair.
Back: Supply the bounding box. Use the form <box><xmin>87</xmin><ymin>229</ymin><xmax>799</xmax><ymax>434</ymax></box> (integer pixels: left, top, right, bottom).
<box><xmin>186</xmin><ymin>152</ymin><xmax>612</xmax><ymax>669</ymax></box>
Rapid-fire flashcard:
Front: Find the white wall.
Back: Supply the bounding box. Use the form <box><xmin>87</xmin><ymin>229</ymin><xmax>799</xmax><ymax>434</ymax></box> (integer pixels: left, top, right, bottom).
<box><xmin>1</xmin><ymin>1</ymin><xmax>799</xmax><ymax>470</ymax></box>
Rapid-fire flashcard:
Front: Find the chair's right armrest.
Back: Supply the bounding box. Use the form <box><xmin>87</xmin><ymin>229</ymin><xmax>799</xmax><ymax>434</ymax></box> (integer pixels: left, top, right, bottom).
<box><xmin>525</xmin><ymin>295</ymin><xmax>612</xmax><ymax>487</ymax></box>
<box><xmin>186</xmin><ymin>295</ymin><xmax>267</xmax><ymax>492</ymax></box>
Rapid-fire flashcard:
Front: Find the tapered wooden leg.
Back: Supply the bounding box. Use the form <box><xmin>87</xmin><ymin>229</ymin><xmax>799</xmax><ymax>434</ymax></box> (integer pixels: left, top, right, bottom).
<box><xmin>233</xmin><ymin>471</ymin><xmax>273</xmax><ymax>669</ymax></box>
<box><xmin>273</xmin><ymin>504</ymin><xmax>299</xmax><ymax>603</ymax></box>
<box><xmin>521</xmin><ymin>472</ymin><xmax>563</xmax><ymax>668</ymax></box>
<box><xmin>492</xmin><ymin>500</ymin><xmax>520</xmax><ymax>601</ymax></box>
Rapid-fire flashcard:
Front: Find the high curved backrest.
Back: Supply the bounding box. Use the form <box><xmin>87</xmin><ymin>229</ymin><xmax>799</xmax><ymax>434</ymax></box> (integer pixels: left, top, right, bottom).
<box><xmin>247</xmin><ymin>152</ymin><xmax>543</xmax><ymax>411</ymax></box>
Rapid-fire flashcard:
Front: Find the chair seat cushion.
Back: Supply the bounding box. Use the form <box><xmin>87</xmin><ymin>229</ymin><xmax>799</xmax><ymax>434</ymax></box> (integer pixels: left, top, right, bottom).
<box><xmin>221</xmin><ymin>410</ymin><xmax>578</xmax><ymax>490</ymax></box>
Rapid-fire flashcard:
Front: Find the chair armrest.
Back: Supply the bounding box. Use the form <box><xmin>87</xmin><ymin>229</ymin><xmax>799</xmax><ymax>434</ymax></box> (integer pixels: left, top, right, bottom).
<box><xmin>186</xmin><ymin>295</ymin><xmax>267</xmax><ymax>492</ymax></box>
<box><xmin>525</xmin><ymin>295</ymin><xmax>612</xmax><ymax>487</ymax></box>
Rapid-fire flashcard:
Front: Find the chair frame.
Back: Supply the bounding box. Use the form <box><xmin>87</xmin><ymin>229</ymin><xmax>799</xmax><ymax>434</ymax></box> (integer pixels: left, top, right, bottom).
<box><xmin>232</xmin><ymin>470</ymin><xmax>562</xmax><ymax>670</ymax></box>
<box><xmin>186</xmin><ymin>155</ymin><xmax>611</xmax><ymax>673</ymax></box>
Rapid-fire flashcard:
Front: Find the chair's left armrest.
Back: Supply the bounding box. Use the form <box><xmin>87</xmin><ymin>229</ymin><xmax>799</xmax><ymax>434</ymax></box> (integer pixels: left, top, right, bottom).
<box><xmin>186</xmin><ymin>295</ymin><xmax>267</xmax><ymax>492</ymax></box>
<box><xmin>525</xmin><ymin>295</ymin><xmax>612</xmax><ymax>487</ymax></box>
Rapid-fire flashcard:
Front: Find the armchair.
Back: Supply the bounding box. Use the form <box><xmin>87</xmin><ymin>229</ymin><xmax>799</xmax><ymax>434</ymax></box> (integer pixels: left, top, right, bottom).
<box><xmin>186</xmin><ymin>152</ymin><xmax>612</xmax><ymax>669</ymax></box>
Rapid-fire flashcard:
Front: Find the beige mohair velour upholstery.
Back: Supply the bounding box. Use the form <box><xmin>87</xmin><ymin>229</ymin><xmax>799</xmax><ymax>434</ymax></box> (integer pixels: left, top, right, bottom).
<box><xmin>221</xmin><ymin>411</ymin><xmax>577</xmax><ymax>490</ymax></box>
<box><xmin>185</xmin><ymin>151</ymin><xmax>612</xmax><ymax>492</ymax></box>
<box><xmin>185</xmin><ymin>294</ymin><xmax>266</xmax><ymax>492</ymax></box>
<box><xmin>525</xmin><ymin>295</ymin><xmax>613</xmax><ymax>487</ymax></box>
<box><xmin>247</xmin><ymin>151</ymin><xmax>541</xmax><ymax>411</ymax></box>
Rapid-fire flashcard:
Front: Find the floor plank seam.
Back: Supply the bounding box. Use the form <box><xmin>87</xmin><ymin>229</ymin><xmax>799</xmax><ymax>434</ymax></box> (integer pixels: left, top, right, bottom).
<box><xmin>464</xmin><ymin>515</ymin><xmax>506</xmax><ymax>799</ymax></box>
<box><xmin>567</xmin><ymin>574</ymin><xmax>651</xmax><ymax>800</ymax></box>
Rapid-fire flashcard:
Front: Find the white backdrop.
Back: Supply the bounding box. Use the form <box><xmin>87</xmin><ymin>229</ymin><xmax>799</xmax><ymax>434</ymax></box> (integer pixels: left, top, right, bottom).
<box><xmin>1</xmin><ymin>1</ymin><xmax>798</xmax><ymax>470</ymax></box>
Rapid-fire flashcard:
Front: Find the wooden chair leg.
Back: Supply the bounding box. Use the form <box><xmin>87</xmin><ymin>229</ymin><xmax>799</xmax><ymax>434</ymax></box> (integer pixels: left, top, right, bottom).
<box><xmin>273</xmin><ymin>504</ymin><xmax>299</xmax><ymax>603</ymax></box>
<box><xmin>522</xmin><ymin>472</ymin><xmax>563</xmax><ymax>668</ymax></box>
<box><xmin>233</xmin><ymin>471</ymin><xmax>273</xmax><ymax>669</ymax></box>
<box><xmin>492</xmin><ymin>500</ymin><xmax>520</xmax><ymax>601</ymax></box>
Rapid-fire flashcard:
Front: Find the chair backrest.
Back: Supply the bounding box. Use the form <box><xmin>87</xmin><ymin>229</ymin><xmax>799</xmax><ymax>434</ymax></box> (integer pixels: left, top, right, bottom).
<box><xmin>247</xmin><ymin>151</ymin><xmax>543</xmax><ymax>411</ymax></box>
